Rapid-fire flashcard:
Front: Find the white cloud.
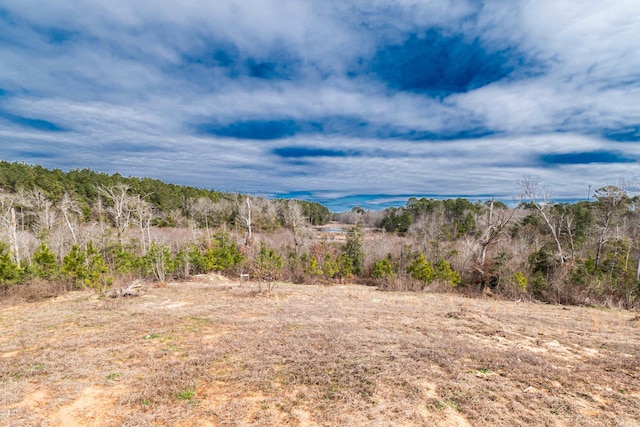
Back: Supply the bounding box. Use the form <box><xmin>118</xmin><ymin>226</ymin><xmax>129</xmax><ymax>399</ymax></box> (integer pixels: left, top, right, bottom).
<box><xmin>0</xmin><ymin>1</ymin><xmax>638</xmax><ymax>210</ymax></box>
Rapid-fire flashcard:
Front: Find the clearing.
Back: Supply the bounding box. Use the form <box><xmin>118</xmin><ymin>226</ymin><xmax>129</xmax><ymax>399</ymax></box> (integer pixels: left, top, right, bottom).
<box><xmin>1</xmin><ymin>276</ymin><xmax>639</xmax><ymax>426</ymax></box>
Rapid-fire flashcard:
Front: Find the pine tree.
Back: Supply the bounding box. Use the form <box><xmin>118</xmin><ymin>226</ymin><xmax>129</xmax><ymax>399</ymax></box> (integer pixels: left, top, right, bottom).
<box><xmin>32</xmin><ymin>242</ymin><xmax>59</xmax><ymax>279</ymax></box>
<box><xmin>0</xmin><ymin>242</ymin><xmax>22</xmax><ymax>294</ymax></box>
<box><xmin>407</xmin><ymin>253</ymin><xmax>435</xmax><ymax>288</ymax></box>
<box><xmin>61</xmin><ymin>245</ymin><xmax>87</xmax><ymax>289</ymax></box>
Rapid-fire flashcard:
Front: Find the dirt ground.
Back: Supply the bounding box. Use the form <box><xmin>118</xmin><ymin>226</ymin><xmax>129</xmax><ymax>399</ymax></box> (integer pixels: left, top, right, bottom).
<box><xmin>1</xmin><ymin>276</ymin><xmax>639</xmax><ymax>426</ymax></box>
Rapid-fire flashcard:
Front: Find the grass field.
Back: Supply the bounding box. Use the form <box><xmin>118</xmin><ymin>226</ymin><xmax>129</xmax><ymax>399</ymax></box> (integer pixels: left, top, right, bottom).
<box><xmin>1</xmin><ymin>276</ymin><xmax>639</xmax><ymax>426</ymax></box>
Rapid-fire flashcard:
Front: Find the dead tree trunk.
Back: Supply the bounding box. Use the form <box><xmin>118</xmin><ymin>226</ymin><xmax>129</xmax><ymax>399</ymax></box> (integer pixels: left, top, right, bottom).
<box><xmin>238</xmin><ymin>196</ymin><xmax>253</xmax><ymax>246</ymax></box>
<box><xmin>10</xmin><ymin>207</ymin><xmax>20</xmax><ymax>266</ymax></box>
<box><xmin>287</xmin><ymin>201</ymin><xmax>306</xmax><ymax>256</ymax></box>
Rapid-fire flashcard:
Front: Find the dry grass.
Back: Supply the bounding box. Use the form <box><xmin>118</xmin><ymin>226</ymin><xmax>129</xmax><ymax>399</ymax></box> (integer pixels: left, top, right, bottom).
<box><xmin>1</xmin><ymin>275</ymin><xmax>639</xmax><ymax>426</ymax></box>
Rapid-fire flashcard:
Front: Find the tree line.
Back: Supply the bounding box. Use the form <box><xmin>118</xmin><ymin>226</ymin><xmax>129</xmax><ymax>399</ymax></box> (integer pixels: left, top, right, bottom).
<box><xmin>0</xmin><ymin>162</ymin><xmax>638</xmax><ymax>309</ymax></box>
<box><xmin>361</xmin><ymin>178</ymin><xmax>639</xmax><ymax>308</ymax></box>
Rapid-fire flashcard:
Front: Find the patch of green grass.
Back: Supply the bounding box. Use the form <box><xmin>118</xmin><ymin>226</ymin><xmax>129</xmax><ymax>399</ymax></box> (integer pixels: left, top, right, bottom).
<box><xmin>427</xmin><ymin>398</ymin><xmax>460</xmax><ymax>411</ymax></box>
<box><xmin>443</xmin><ymin>398</ymin><xmax>459</xmax><ymax>411</ymax></box>
<box><xmin>106</xmin><ymin>372</ymin><xmax>120</xmax><ymax>380</ymax></box>
<box><xmin>429</xmin><ymin>400</ymin><xmax>447</xmax><ymax>410</ymax></box>
<box><xmin>142</xmin><ymin>333</ymin><xmax>160</xmax><ymax>340</ymax></box>
<box><xmin>176</xmin><ymin>389</ymin><xmax>196</xmax><ymax>401</ymax></box>
<box><xmin>466</xmin><ymin>367</ymin><xmax>494</xmax><ymax>376</ymax></box>
<box><xmin>428</xmin><ymin>398</ymin><xmax>460</xmax><ymax>411</ymax></box>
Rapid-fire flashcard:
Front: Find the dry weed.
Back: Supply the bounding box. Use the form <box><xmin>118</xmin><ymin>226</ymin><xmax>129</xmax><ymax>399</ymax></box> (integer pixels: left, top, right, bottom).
<box><xmin>0</xmin><ymin>278</ymin><xmax>639</xmax><ymax>426</ymax></box>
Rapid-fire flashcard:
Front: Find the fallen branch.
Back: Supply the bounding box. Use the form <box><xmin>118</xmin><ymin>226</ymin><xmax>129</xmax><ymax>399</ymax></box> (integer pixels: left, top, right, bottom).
<box><xmin>107</xmin><ymin>280</ymin><xmax>145</xmax><ymax>298</ymax></box>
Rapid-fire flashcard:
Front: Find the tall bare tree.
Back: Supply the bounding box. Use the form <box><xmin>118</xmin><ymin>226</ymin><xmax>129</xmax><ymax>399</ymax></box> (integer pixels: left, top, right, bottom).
<box><xmin>97</xmin><ymin>184</ymin><xmax>133</xmax><ymax>243</ymax></box>
<box><xmin>131</xmin><ymin>194</ymin><xmax>154</xmax><ymax>252</ymax></box>
<box><xmin>409</xmin><ymin>204</ymin><xmax>445</xmax><ymax>259</ymax></box>
<box><xmin>477</xmin><ymin>198</ymin><xmax>520</xmax><ymax>267</ymax></box>
<box><xmin>286</xmin><ymin>200</ymin><xmax>308</xmax><ymax>256</ymax></box>
<box><xmin>520</xmin><ymin>177</ymin><xmax>566</xmax><ymax>264</ymax></box>
<box><xmin>59</xmin><ymin>192</ymin><xmax>82</xmax><ymax>244</ymax></box>
<box><xmin>237</xmin><ymin>196</ymin><xmax>253</xmax><ymax>246</ymax></box>
<box><xmin>29</xmin><ymin>188</ymin><xmax>56</xmax><ymax>237</ymax></box>
<box><xmin>192</xmin><ymin>197</ymin><xmax>214</xmax><ymax>239</ymax></box>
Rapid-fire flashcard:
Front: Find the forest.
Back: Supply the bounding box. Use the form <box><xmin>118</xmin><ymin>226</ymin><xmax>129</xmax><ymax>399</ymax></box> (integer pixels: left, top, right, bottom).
<box><xmin>0</xmin><ymin>161</ymin><xmax>638</xmax><ymax>309</ymax></box>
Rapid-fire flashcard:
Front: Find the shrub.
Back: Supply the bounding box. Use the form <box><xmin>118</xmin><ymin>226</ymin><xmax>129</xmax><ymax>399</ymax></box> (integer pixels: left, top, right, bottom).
<box><xmin>86</xmin><ymin>249</ymin><xmax>112</xmax><ymax>293</ymax></box>
<box><xmin>371</xmin><ymin>255</ymin><xmax>394</xmax><ymax>280</ymax></box>
<box><xmin>0</xmin><ymin>242</ymin><xmax>22</xmax><ymax>294</ymax></box>
<box><xmin>144</xmin><ymin>242</ymin><xmax>174</xmax><ymax>282</ymax></box>
<box><xmin>61</xmin><ymin>244</ymin><xmax>88</xmax><ymax>288</ymax></box>
<box><xmin>255</xmin><ymin>242</ymin><xmax>282</xmax><ymax>282</ymax></box>
<box><xmin>202</xmin><ymin>234</ymin><xmax>244</xmax><ymax>273</ymax></box>
<box><xmin>512</xmin><ymin>271</ymin><xmax>528</xmax><ymax>291</ymax></box>
<box><xmin>528</xmin><ymin>272</ymin><xmax>548</xmax><ymax>299</ymax></box>
<box><xmin>110</xmin><ymin>245</ymin><xmax>143</xmax><ymax>275</ymax></box>
<box><xmin>435</xmin><ymin>259</ymin><xmax>461</xmax><ymax>287</ymax></box>
<box><xmin>31</xmin><ymin>242</ymin><xmax>59</xmax><ymax>279</ymax></box>
<box><xmin>304</xmin><ymin>254</ymin><xmax>323</xmax><ymax>277</ymax></box>
<box><xmin>61</xmin><ymin>241</ymin><xmax>112</xmax><ymax>292</ymax></box>
<box><xmin>407</xmin><ymin>253</ymin><xmax>435</xmax><ymax>288</ymax></box>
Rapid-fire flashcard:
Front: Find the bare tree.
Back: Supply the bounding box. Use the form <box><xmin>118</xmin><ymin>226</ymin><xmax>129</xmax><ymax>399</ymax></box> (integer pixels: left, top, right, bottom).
<box><xmin>520</xmin><ymin>177</ymin><xmax>566</xmax><ymax>263</ymax></box>
<box><xmin>59</xmin><ymin>192</ymin><xmax>82</xmax><ymax>244</ymax></box>
<box><xmin>0</xmin><ymin>203</ymin><xmax>20</xmax><ymax>265</ymax></box>
<box><xmin>14</xmin><ymin>188</ymin><xmax>32</xmax><ymax>232</ymax></box>
<box><xmin>477</xmin><ymin>198</ymin><xmax>520</xmax><ymax>267</ymax></box>
<box><xmin>285</xmin><ymin>200</ymin><xmax>308</xmax><ymax>256</ymax></box>
<box><xmin>97</xmin><ymin>184</ymin><xmax>133</xmax><ymax>243</ymax></box>
<box><xmin>409</xmin><ymin>204</ymin><xmax>445</xmax><ymax>259</ymax></box>
<box><xmin>29</xmin><ymin>188</ymin><xmax>56</xmax><ymax>237</ymax></box>
<box><xmin>260</xmin><ymin>198</ymin><xmax>279</xmax><ymax>230</ymax></box>
<box><xmin>593</xmin><ymin>185</ymin><xmax>628</xmax><ymax>269</ymax></box>
<box><xmin>9</xmin><ymin>207</ymin><xmax>19</xmax><ymax>265</ymax></box>
<box><xmin>93</xmin><ymin>196</ymin><xmax>106</xmax><ymax>234</ymax></box>
<box><xmin>237</xmin><ymin>196</ymin><xmax>253</xmax><ymax>246</ymax></box>
<box><xmin>564</xmin><ymin>213</ymin><xmax>577</xmax><ymax>260</ymax></box>
<box><xmin>192</xmin><ymin>197</ymin><xmax>214</xmax><ymax>239</ymax></box>
<box><xmin>131</xmin><ymin>195</ymin><xmax>153</xmax><ymax>252</ymax></box>
<box><xmin>212</xmin><ymin>198</ymin><xmax>233</xmax><ymax>226</ymax></box>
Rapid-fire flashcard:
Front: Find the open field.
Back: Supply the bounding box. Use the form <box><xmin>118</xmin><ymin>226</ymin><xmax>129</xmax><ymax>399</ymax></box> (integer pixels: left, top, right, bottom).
<box><xmin>1</xmin><ymin>277</ymin><xmax>639</xmax><ymax>426</ymax></box>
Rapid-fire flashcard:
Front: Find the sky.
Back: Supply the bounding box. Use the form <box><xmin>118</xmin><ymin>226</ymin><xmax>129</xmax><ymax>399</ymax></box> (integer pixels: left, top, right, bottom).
<box><xmin>1</xmin><ymin>1</ymin><xmax>639</xmax><ymax>211</ymax></box>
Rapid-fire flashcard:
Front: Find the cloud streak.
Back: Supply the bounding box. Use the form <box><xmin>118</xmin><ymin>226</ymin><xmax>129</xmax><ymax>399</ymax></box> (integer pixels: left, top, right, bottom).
<box><xmin>0</xmin><ymin>1</ymin><xmax>639</xmax><ymax>210</ymax></box>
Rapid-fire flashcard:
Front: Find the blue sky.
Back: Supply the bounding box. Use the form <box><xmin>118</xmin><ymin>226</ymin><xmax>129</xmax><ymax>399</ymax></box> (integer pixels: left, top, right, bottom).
<box><xmin>1</xmin><ymin>1</ymin><xmax>639</xmax><ymax>211</ymax></box>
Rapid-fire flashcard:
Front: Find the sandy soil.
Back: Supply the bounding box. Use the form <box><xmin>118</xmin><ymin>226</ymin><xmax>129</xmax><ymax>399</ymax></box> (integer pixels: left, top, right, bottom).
<box><xmin>1</xmin><ymin>276</ymin><xmax>639</xmax><ymax>426</ymax></box>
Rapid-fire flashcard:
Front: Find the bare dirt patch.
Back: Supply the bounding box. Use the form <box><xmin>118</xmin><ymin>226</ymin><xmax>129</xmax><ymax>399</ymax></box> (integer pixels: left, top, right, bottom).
<box><xmin>1</xmin><ymin>277</ymin><xmax>639</xmax><ymax>426</ymax></box>
<box><xmin>51</xmin><ymin>385</ymin><xmax>126</xmax><ymax>426</ymax></box>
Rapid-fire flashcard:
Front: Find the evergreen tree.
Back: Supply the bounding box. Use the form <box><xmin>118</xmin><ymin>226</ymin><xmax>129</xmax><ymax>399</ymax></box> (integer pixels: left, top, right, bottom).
<box><xmin>372</xmin><ymin>255</ymin><xmax>394</xmax><ymax>279</ymax></box>
<box><xmin>0</xmin><ymin>242</ymin><xmax>22</xmax><ymax>294</ymax></box>
<box><xmin>343</xmin><ymin>225</ymin><xmax>364</xmax><ymax>275</ymax></box>
<box><xmin>31</xmin><ymin>242</ymin><xmax>59</xmax><ymax>279</ymax></box>
<box><xmin>407</xmin><ymin>253</ymin><xmax>434</xmax><ymax>288</ymax></box>
<box><xmin>434</xmin><ymin>259</ymin><xmax>461</xmax><ymax>287</ymax></box>
<box><xmin>61</xmin><ymin>245</ymin><xmax>88</xmax><ymax>288</ymax></box>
